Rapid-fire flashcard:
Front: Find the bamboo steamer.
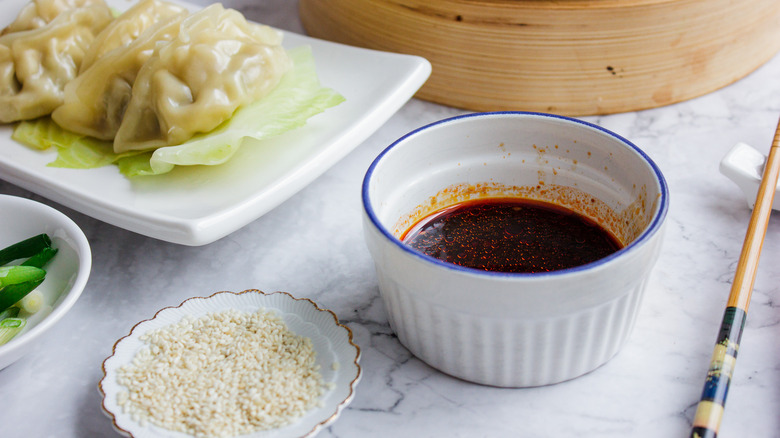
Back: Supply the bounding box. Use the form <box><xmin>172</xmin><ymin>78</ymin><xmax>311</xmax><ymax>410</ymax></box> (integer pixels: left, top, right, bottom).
<box><xmin>299</xmin><ymin>0</ymin><xmax>780</xmax><ymax>115</ymax></box>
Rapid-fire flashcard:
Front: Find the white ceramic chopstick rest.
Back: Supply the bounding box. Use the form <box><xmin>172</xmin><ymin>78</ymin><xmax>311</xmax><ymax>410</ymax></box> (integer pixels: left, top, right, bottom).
<box><xmin>720</xmin><ymin>142</ymin><xmax>780</xmax><ymax>211</ymax></box>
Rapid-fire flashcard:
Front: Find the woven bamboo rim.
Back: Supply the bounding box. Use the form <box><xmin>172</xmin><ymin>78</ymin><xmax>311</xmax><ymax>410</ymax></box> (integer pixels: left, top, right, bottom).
<box><xmin>299</xmin><ymin>0</ymin><xmax>780</xmax><ymax>115</ymax></box>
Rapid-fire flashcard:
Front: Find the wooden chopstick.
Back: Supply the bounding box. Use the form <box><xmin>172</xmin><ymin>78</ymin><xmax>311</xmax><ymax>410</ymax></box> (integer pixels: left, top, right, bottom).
<box><xmin>690</xmin><ymin>117</ymin><xmax>780</xmax><ymax>438</ymax></box>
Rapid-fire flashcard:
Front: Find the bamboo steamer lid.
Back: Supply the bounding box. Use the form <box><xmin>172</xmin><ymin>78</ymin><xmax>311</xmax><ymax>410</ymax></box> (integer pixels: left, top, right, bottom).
<box><xmin>299</xmin><ymin>0</ymin><xmax>780</xmax><ymax>115</ymax></box>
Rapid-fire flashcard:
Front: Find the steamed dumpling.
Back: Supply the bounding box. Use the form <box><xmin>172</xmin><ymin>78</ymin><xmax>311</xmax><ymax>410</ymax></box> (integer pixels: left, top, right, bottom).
<box><xmin>1</xmin><ymin>0</ymin><xmax>105</xmax><ymax>35</ymax></box>
<box><xmin>113</xmin><ymin>3</ymin><xmax>292</xmax><ymax>153</ymax></box>
<box><xmin>52</xmin><ymin>6</ymin><xmax>188</xmax><ymax>139</ymax></box>
<box><xmin>0</xmin><ymin>3</ymin><xmax>113</xmax><ymax>123</ymax></box>
<box><xmin>80</xmin><ymin>0</ymin><xmax>187</xmax><ymax>71</ymax></box>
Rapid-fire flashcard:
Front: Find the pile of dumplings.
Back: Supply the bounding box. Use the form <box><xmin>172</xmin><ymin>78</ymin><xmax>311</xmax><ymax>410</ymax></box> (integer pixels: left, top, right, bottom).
<box><xmin>0</xmin><ymin>0</ymin><xmax>293</xmax><ymax>153</ymax></box>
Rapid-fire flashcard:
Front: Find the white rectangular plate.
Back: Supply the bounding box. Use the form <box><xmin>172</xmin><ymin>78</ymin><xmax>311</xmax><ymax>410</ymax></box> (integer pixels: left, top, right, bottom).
<box><xmin>0</xmin><ymin>0</ymin><xmax>431</xmax><ymax>246</ymax></box>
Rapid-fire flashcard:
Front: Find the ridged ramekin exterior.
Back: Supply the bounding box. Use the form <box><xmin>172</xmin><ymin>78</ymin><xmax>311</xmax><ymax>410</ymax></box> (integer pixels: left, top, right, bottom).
<box><xmin>365</xmin><ymin>218</ymin><xmax>664</xmax><ymax>387</ymax></box>
<box><xmin>377</xmin><ymin>270</ymin><xmax>649</xmax><ymax>387</ymax></box>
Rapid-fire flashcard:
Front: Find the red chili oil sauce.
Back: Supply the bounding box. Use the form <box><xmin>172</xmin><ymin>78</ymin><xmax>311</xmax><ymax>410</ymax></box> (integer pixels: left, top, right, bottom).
<box><xmin>400</xmin><ymin>197</ymin><xmax>623</xmax><ymax>273</ymax></box>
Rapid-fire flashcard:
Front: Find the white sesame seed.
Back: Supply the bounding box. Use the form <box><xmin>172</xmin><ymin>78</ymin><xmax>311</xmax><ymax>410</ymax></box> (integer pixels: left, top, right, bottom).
<box><xmin>117</xmin><ymin>308</ymin><xmax>327</xmax><ymax>437</ymax></box>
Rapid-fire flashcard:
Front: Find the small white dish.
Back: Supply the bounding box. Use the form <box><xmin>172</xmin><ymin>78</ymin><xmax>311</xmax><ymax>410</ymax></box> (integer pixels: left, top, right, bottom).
<box><xmin>0</xmin><ymin>0</ymin><xmax>432</xmax><ymax>246</ymax></box>
<box><xmin>0</xmin><ymin>195</ymin><xmax>92</xmax><ymax>370</ymax></box>
<box><xmin>362</xmin><ymin>112</ymin><xmax>669</xmax><ymax>387</ymax></box>
<box><xmin>720</xmin><ymin>142</ymin><xmax>780</xmax><ymax>211</ymax></box>
<box><xmin>100</xmin><ymin>290</ymin><xmax>362</xmax><ymax>438</ymax></box>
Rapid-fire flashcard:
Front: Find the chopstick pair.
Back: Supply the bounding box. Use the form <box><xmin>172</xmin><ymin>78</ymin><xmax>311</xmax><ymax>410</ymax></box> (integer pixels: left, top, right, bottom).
<box><xmin>690</xmin><ymin>117</ymin><xmax>780</xmax><ymax>438</ymax></box>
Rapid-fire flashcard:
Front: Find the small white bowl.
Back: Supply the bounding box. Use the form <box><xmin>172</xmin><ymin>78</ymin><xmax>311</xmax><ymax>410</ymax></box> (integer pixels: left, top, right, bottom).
<box><xmin>0</xmin><ymin>195</ymin><xmax>92</xmax><ymax>370</ymax></box>
<box><xmin>362</xmin><ymin>112</ymin><xmax>669</xmax><ymax>387</ymax></box>
<box><xmin>100</xmin><ymin>290</ymin><xmax>362</xmax><ymax>438</ymax></box>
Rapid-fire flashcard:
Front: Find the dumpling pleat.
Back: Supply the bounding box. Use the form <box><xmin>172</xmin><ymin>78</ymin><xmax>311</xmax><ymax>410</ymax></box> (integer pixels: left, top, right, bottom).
<box><xmin>0</xmin><ymin>2</ymin><xmax>113</xmax><ymax>123</ymax></box>
<box><xmin>113</xmin><ymin>4</ymin><xmax>292</xmax><ymax>153</ymax></box>
<box><xmin>51</xmin><ymin>6</ymin><xmax>188</xmax><ymax>140</ymax></box>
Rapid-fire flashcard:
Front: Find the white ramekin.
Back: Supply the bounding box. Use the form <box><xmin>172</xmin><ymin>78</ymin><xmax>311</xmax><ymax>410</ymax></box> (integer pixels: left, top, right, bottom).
<box><xmin>361</xmin><ymin>112</ymin><xmax>668</xmax><ymax>387</ymax></box>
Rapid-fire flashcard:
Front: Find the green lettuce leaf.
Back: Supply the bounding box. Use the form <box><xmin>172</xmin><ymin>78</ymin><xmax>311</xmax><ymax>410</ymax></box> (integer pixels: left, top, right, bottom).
<box><xmin>12</xmin><ymin>118</ymin><xmax>142</xmax><ymax>168</ymax></box>
<box><xmin>12</xmin><ymin>46</ymin><xmax>344</xmax><ymax>177</ymax></box>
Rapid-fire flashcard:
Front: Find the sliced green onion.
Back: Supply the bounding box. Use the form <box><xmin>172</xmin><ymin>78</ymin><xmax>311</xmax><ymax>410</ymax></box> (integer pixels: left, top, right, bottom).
<box><xmin>0</xmin><ymin>265</ymin><xmax>46</xmax><ymax>287</ymax></box>
<box><xmin>18</xmin><ymin>290</ymin><xmax>44</xmax><ymax>314</ymax></box>
<box><xmin>21</xmin><ymin>247</ymin><xmax>58</xmax><ymax>269</ymax></box>
<box><xmin>0</xmin><ymin>307</ymin><xmax>19</xmax><ymax>321</ymax></box>
<box><xmin>0</xmin><ymin>278</ymin><xmax>44</xmax><ymax>313</ymax></box>
<box><xmin>0</xmin><ymin>234</ymin><xmax>52</xmax><ymax>266</ymax></box>
<box><xmin>0</xmin><ymin>317</ymin><xmax>26</xmax><ymax>345</ymax></box>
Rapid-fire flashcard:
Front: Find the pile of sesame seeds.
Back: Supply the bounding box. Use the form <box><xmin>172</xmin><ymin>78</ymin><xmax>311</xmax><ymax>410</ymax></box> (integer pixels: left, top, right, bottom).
<box><xmin>116</xmin><ymin>308</ymin><xmax>326</xmax><ymax>437</ymax></box>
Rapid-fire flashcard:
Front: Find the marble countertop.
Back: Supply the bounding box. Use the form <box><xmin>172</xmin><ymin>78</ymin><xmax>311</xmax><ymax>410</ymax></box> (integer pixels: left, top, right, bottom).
<box><xmin>2</xmin><ymin>1</ymin><xmax>780</xmax><ymax>437</ymax></box>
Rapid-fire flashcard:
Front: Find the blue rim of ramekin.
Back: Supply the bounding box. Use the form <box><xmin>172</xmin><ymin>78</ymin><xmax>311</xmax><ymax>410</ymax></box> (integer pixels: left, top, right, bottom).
<box><xmin>361</xmin><ymin>111</ymin><xmax>670</xmax><ymax>278</ymax></box>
